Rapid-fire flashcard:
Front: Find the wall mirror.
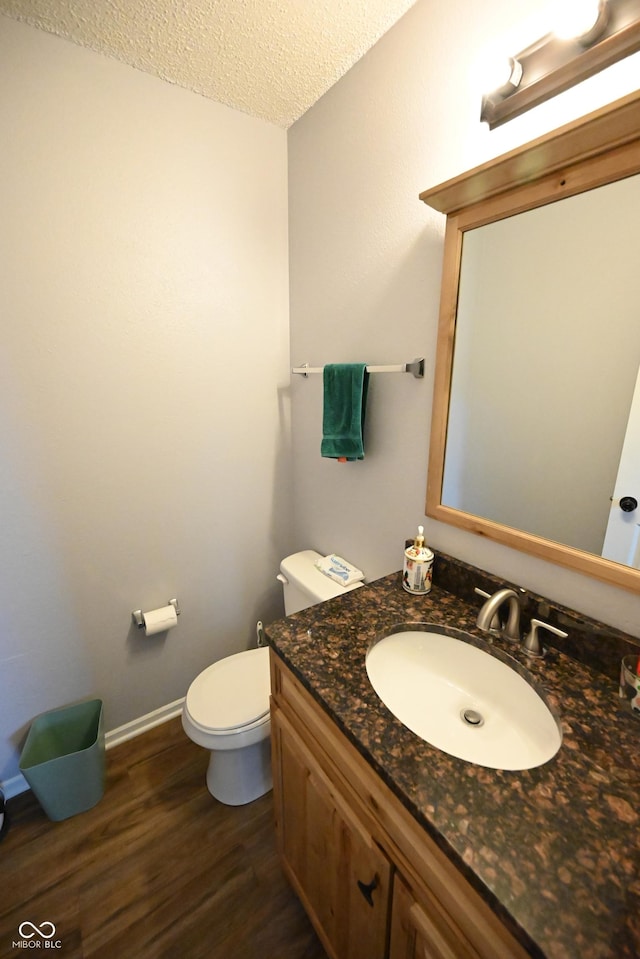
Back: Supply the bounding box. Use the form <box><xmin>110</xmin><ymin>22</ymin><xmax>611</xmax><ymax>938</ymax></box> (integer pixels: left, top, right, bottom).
<box><xmin>420</xmin><ymin>89</ymin><xmax>640</xmax><ymax>592</ymax></box>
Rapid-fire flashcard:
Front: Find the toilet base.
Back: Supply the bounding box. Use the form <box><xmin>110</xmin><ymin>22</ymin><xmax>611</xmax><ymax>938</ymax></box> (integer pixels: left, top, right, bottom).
<box><xmin>205</xmin><ymin>735</ymin><xmax>272</xmax><ymax>806</ymax></box>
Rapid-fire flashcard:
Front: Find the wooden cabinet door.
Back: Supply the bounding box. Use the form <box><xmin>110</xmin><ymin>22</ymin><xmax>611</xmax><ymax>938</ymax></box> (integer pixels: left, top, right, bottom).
<box><xmin>389</xmin><ymin>875</ymin><xmax>480</xmax><ymax>959</ymax></box>
<box><xmin>272</xmin><ymin>704</ymin><xmax>392</xmax><ymax>959</ymax></box>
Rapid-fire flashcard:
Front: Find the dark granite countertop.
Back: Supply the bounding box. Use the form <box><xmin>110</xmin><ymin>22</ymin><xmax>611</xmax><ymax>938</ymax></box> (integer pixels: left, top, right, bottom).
<box><xmin>265</xmin><ymin>560</ymin><xmax>640</xmax><ymax>959</ymax></box>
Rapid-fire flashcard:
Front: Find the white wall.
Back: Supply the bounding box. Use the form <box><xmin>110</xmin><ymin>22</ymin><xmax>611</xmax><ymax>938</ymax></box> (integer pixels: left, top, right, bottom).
<box><xmin>288</xmin><ymin>0</ymin><xmax>640</xmax><ymax>635</ymax></box>
<box><xmin>0</xmin><ymin>16</ymin><xmax>291</xmax><ymax>785</ymax></box>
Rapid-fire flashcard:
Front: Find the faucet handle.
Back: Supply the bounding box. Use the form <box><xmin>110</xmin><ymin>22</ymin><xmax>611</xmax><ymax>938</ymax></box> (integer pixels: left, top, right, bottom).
<box><xmin>522</xmin><ymin>618</ymin><xmax>568</xmax><ymax>658</ymax></box>
<box><xmin>473</xmin><ymin>587</ymin><xmax>500</xmax><ymax>631</ymax></box>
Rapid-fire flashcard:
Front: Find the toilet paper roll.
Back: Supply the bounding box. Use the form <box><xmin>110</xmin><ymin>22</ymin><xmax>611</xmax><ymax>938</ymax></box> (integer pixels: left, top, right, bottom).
<box><xmin>142</xmin><ymin>604</ymin><xmax>178</xmax><ymax>636</ymax></box>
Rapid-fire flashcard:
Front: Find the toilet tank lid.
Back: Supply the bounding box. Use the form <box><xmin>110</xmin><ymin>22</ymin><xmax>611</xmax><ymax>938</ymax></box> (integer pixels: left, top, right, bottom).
<box><xmin>280</xmin><ymin>550</ymin><xmax>363</xmax><ymax>602</ymax></box>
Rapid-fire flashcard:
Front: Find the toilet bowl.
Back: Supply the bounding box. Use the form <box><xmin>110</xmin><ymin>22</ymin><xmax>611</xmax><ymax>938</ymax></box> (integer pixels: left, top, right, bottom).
<box><xmin>182</xmin><ymin>549</ymin><xmax>364</xmax><ymax>805</ymax></box>
<box><xmin>182</xmin><ymin>646</ymin><xmax>272</xmax><ymax>806</ymax></box>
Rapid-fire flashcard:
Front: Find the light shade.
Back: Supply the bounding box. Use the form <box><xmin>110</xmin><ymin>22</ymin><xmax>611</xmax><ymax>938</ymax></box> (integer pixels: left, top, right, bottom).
<box><xmin>482</xmin><ymin>56</ymin><xmax>523</xmax><ymax>97</ymax></box>
<box><xmin>553</xmin><ymin>0</ymin><xmax>610</xmax><ymax>43</ymax></box>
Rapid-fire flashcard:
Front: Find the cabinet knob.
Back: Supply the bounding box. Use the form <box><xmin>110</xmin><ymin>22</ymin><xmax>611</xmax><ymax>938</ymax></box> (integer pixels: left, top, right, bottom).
<box><xmin>357</xmin><ymin>874</ymin><xmax>379</xmax><ymax>906</ymax></box>
<box><xmin>620</xmin><ymin>496</ymin><xmax>638</xmax><ymax>513</ymax></box>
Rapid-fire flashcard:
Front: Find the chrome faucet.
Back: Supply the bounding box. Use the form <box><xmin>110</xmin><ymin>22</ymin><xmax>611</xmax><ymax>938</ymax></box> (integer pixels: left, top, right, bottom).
<box><xmin>475</xmin><ymin>587</ymin><xmax>569</xmax><ymax>657</ymax></box>
<box><xmin>475</xmin><ymin>587</ymin><xmax>522</xmax><ymax>642</ymax></box>
<box><xmin>522</xmin><ymin>618</ymin><xmax>568</xmax><ymax>658</ymax></box>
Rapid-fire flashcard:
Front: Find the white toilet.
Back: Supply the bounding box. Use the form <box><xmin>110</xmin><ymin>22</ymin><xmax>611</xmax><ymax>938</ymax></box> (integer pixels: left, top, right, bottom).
<box><xmin>181</xmin><ymin>549</ymin><xmax>363</xmax><ymax>805</ymax></box>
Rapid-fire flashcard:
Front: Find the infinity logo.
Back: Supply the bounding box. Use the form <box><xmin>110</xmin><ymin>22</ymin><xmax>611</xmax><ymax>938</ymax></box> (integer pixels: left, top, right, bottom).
<box><xmin>18</xmin><ymin>922</ymin><xmax>56</xmax><ymax>939</ymax></box>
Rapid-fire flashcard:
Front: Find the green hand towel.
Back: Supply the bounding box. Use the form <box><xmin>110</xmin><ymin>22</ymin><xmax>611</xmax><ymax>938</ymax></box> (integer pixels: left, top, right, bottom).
<box><xmin>321</xmin><ymin>363</ymin><xmax>369</xmax><ymax>461</ymax></box>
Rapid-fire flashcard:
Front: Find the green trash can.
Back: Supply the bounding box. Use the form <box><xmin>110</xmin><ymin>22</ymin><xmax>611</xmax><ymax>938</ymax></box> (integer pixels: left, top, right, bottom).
<box><xmin>19</xmin><ymin>699</ymin><xmax>105</xmax><ymax>821</ymax></box>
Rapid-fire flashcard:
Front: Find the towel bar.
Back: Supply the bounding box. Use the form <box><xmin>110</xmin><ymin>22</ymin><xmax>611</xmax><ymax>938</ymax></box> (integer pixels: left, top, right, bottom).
<box><xmin>292</xmin><ymin>358</ymin><xmax>424</xmax><ymax>378</ymax></box>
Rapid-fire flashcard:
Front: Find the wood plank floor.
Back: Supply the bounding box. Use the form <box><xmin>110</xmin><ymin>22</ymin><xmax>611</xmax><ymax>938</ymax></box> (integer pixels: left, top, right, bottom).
<box><xmin>0</xmin><ymin>717</ymin><xmax>327</xmax><ymax>959</ymax></box>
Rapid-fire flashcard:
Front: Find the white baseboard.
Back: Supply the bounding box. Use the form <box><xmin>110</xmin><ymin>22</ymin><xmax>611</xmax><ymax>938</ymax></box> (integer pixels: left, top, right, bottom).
<box><xmin>2</xmin><ymin>773</ymin><xmax>29</xmax><ymax>801</ymax></box>
<box><xmin>1</xmin><ymin>697</ymin><xmax>186</xmax><ymax>801</ymax></box>
<box><xmin>105</xmin><ymin>697</ymin><xmax>185</xmax><ymax>749</ymax></box>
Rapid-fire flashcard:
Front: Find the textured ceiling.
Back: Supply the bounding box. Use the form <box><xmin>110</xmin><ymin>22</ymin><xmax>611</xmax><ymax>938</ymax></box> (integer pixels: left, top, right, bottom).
<box><xmin>0</xmin><ymin>0</ymin><xmax>418</xmax><ymax>127</ymax></box>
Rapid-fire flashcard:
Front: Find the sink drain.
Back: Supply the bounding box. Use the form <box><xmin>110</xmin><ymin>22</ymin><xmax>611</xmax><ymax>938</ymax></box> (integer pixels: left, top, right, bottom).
<box><xmin>461</xmin><ymin>708</ymin><xmax>484</xmax><ymax>727</ymax></box>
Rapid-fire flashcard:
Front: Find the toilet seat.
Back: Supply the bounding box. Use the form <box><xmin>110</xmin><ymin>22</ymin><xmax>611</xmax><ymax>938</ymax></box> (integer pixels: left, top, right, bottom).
<box><xmin>181</xmin><ymin>646</ymin><xmax>273</xmax><ymax>804</ymax></box>
<box><xmin>186</xmin><ymin>709</ymin><xmax>269</xmax><ymax>738</ymax></box>
<box><xmin>184</xmin><ymin>646</ymin><xmax>270</xmax><ymax>734</ymax></box>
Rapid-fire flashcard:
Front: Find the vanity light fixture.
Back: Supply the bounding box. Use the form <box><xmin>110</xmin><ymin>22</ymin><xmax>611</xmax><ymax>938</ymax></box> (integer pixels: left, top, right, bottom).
<box><xmin>481</xmin><ymin>0</ymin><xmax>640</xmax><ymax>129</ymax></box>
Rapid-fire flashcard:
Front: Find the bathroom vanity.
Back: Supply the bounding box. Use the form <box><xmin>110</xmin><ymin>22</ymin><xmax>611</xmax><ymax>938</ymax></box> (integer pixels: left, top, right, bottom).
<box><xmin>266</xmin><ymin>553</ymin><xmax>640</xmax><ymax>959</ymax></box>
<box><xmin>270</xmin><ymin>650</ymin><xmax>529</xmax><ymax>959</ymax></box>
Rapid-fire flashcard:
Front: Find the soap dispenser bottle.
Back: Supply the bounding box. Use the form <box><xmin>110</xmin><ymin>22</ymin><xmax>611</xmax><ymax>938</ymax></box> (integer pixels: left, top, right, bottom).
<box><xmin>403</xmin><ymin>525</ymin><xmax>434</xmax><ymax>594</ymax></box>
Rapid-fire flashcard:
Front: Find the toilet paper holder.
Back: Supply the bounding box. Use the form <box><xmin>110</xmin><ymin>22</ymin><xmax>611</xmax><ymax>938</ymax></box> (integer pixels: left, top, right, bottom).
<box><xmin>132</xmin><ymin>598</ymin><xmax>181</xmax><ymax>629</ymax></box>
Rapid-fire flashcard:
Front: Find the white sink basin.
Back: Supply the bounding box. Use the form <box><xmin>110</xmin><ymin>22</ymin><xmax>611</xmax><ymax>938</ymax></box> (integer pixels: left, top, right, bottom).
<box><xmin>365</xmin><ymin>626</ymin><xmax>561</xmax><ymax>770</ymax></box>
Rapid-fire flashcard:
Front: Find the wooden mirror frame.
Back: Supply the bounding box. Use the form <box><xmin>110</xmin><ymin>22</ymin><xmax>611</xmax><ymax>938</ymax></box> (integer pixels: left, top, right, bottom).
<box><xmin>420</xmin><ymin>89</ymin><xmax>640</xmax><ymax>592</ymax></box>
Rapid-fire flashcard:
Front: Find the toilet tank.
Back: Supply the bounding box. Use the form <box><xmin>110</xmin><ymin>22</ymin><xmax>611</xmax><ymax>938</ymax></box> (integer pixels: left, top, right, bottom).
<box><xmin>278</xmin><ymin>550</ymin><xmax>364</xmax><ymax>615</ymax></box>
